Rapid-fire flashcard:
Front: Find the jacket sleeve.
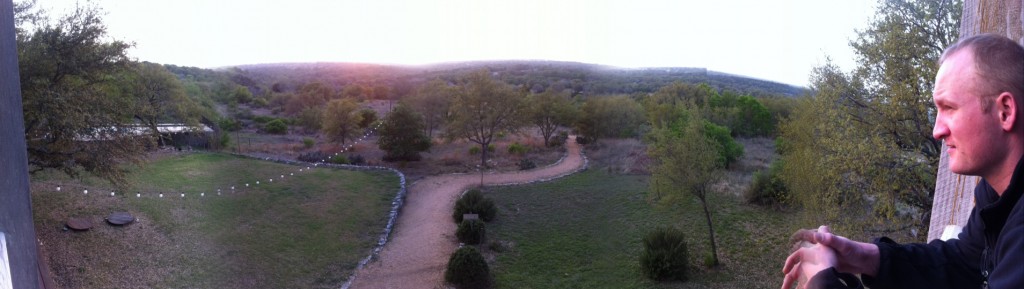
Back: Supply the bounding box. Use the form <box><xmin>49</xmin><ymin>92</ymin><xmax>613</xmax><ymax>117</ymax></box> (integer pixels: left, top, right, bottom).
<box><xmin>807</xmin><ymin>267</ymin><xmax>863</xmax><ymax>289</ymax></box>
<box><xmin>861</xmin><ymin>207</ymin><xmax>985</xmax><ymax>289</ymax></box>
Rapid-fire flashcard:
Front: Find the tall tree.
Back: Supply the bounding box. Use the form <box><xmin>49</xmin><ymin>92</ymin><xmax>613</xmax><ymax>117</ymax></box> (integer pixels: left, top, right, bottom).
<box><xmin>648</xmin><ymin>107</ymin><xmax>723</xmax><ymax>267</ymax></box>
<box><xmin>406</xmin><ymin>79</ymin><xmax>453</xmax><ymax>139</ymax></box>
<box><xmin>447</xmin><ymin>71</ymin><xmax>525</xmax><ymax>167</ymax></box>
<box><xmin>527</xmin><ymin>89</ymin><xmax>577</xmax><ymax>146</ymax></box>
<box><xmin>575</xmin><ymin>95</ymin><xmax>645</xmax><ymax>141</ymax></box>
<box><xmin>779</xmin><ymin>0</ymin><xmax>961</xmax><ymax>235</ymax></box>
<box><xmin>118</xmin><ymin>62</ymin><xmax>199</xmax><ymax>145</ymax></box>
<box><xmin>377</xmin><ymin>104</ymin><xmax>431</xmax><ymax>161</ymax></box>
<box><xmin>321</xmin><ymin>98</ymin><xmax>362</xmax><ymax>145</ymax></box>
<box><xmin>18</xmin><ymin>3</ymin><xmax>146</xmax><ymax>184</ymax></box>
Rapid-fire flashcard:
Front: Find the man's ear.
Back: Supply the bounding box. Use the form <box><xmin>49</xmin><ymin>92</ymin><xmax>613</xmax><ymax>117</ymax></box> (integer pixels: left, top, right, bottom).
<box><xmin>996</xmin><ymin>92</ymin><xmax>1018</xmax><ymax>132</ymax></box>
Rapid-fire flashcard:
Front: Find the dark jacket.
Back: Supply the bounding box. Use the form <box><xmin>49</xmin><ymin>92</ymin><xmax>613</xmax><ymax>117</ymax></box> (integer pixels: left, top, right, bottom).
<box><xmin>810</xmin><ymin>156</ymin><xmax>1024</xmax><ymax>289</ymax></box>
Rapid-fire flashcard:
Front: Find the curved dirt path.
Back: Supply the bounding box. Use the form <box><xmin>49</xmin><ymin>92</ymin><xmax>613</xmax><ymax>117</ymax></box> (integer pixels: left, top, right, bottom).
<box><xmin>349</xmin><ymin>136</ymin><xmax>586</xmax><ymax>289</ymax></box>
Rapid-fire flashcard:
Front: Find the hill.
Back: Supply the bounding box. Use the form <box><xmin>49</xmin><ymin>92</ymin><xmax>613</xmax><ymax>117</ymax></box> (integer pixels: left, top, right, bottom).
<box><xmin>229</xmin><ymin>60</ymin><xmax>807</xmax><ymax>98</ymax></box>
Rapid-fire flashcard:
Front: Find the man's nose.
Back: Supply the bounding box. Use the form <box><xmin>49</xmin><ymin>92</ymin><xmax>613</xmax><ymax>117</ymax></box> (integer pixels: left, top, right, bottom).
<box><xmin>932</xmin><ymin>119</ymin><xmax>950</xmax><ymax>141</ymax></box>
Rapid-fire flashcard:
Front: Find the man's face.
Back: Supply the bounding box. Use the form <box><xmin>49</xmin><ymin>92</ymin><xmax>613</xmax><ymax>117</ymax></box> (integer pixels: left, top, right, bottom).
<box><xmin>932</xmin><ymin>50</ymin><xmax>1006</xmax><ymax>176</ymax></box>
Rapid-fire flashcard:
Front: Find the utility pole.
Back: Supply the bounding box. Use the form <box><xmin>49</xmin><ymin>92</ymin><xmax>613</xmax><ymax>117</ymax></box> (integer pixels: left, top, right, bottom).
<box><xmin>0</xmin><ymin>1</ymin><xmax>43</xmax><ymax>288</ymax></box>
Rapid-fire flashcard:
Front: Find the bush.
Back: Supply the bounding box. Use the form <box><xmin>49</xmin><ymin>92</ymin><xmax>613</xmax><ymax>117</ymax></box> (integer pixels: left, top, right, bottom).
<box><xmin>487</xmin><ymin>144</ymin><xmax>495</xmax><ymax>152</ymax></box>
<box><xmin>517</xmin><ymin>159</ymin><xmax>536</xmax><ymax>170</ymax></box>
<box><xmin>348</xmin><ymin>154</ymin><xmax>366</xmax><ymax>165</ymax></box>
<box><xmin>745</xmin><ymin>160</ymin><xmax>789</xmax><ymax>206</ymax></box>
<box><xmin>329</xmin><ymin>155</ymin><xmax>350</xmax><ymax>165</ymax></box>
<box><xmin>640</xmin><ymin>227</ymin><xmax>689</xmax><ymax>281</ymax></box>
<box><xmin>297</xmin><ymin>151</ymin><xmax>329</xmax><ymax>163</ymax></box>
<box><xmin>507</xmin><ymin>142</ymin><xmax>529</xmax><ymax>155</ymax></box>
<box><xmin>576</xmin><ymin>135</ymin><xmax>594</xmax><ymax>145</ymax></box>
<box><xmin>445</xmin><ymin>246</ymin><xmax>491</xmax><ymax>289</ymax></box>
<box><xmin>549</xmin><ymin>131</ymin><xmax>569</xmax><ymax>147</ymax></box>
<box><xmin>456</xmin><ymin>219</ymin><xmax>486</xmax><ymax>245</ymax></box>
<box><xmin>252</xmin><ymin>115</ymin><xmax>276</xmax><ymax>124</ymax></box>
<box><xmin>302</xmin><ymin>137</ymin><xmax>315</xmax><ymax>149</ymax></box>
<box><xmin>453</xmin><ymin>189</ymin><xmax>497</xmax><ymax>223</ymax></box>
<box><xmin>264</xmin><ymin>119</ymin><xmax>288</xmax><ymax>134</ymax></box>
<box><xmin>219</xmin><ymin>118</ymin><xmax>242</xmax><ymax>132</ymax></box>
<box><xmin>469</xmin><ymin>146</ymin><xmax>480</xmax><ymax>155</ymax></box>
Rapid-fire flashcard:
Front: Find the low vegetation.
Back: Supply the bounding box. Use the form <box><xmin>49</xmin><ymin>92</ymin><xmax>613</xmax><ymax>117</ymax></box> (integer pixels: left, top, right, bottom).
<box><xmin>445</xmin><ymin>246</ymin><xmax>492</xmax><ymax>289</ymax></box>
<box><xmin>483</xmin><ymin>144</ymin><xmax>795</xmax><ymax>289</ymax></box>
<box><xmin>640</xmin><ymin>227</ymin><xmax>690</xmax><ymax>281</ymax></box>
<box><xmin>31</xmin><ymin>153</ymin><xmax>400</xmax><ymax>289</ymax></box>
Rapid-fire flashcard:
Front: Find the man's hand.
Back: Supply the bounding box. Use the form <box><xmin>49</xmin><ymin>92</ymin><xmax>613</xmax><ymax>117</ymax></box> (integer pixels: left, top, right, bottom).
<box><xmin>788</xmin><ymin>226</ymin><xmax>881</xmax><ymax>276</ymax></box>
<box><xmin>782</xmin><ymin>240</ymin><xmax>838</xmax><ymax>289</ymax></box>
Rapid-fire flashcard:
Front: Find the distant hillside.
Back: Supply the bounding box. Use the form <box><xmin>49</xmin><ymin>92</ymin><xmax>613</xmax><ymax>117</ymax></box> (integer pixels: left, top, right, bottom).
<box><xmin>230</xmin><ymin>60</ymin><xmax>807</xmax><ymax>98</ymax></box>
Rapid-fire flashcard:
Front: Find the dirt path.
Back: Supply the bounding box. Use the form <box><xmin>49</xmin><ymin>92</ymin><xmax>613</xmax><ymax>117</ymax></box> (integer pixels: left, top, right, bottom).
<box><xmin>349</xmin><ymin>136</ymin><xmax>586</xmax><ymax>289</ymax></box>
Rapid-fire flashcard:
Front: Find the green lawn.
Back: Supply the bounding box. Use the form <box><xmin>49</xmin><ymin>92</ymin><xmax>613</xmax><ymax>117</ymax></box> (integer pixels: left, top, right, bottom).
<box><xmin>32</xmin><ymin>153</ymin><xmax>399</xmax><ymax>289</ymax></box>
<box><xmin>484</xmin><ymin>168</ymin><xmax>796</xmax><ymax>289</ymax></box>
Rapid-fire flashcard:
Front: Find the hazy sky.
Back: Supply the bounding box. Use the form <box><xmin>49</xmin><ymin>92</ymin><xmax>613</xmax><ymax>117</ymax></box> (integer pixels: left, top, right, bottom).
<box><xmin>36</xmin><ymin>0</ymin><xmax>876</xmax><ymax>87</ymax></box>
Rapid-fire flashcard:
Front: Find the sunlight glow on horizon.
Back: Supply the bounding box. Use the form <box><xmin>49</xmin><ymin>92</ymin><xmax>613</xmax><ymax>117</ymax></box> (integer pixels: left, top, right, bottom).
<box><xmin>36</xmin><ymin>0</ymin><xmax>875</xmax><ymax>86</ymax></box>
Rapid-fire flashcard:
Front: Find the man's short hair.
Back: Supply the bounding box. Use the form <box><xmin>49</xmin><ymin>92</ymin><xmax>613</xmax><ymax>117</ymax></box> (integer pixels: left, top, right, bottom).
<box><xmin>939</xmin><ymin>33</ymin><xmax>1024</xmax><ymax>112</ymax></box>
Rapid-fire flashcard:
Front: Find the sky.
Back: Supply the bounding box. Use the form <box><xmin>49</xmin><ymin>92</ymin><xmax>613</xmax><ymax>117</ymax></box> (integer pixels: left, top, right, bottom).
<box><xmin>35</xmin><ymin>0</ymin><xmax>877</xmax><ymax>87</ymax></box>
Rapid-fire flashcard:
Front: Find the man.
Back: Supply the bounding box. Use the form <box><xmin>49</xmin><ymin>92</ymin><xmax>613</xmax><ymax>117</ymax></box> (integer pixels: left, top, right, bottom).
<box><xmin>781</xmin><ymin>33</ymin><xmax>1024</xmax><ymax>289</ymax></box>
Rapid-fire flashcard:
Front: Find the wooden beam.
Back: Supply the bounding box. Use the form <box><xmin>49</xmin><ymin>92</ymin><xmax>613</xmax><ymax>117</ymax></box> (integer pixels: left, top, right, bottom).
<box><xmin>0</xmin><ymin>1</ymin><xmax>42</xmax><ymax>288</ymax></box>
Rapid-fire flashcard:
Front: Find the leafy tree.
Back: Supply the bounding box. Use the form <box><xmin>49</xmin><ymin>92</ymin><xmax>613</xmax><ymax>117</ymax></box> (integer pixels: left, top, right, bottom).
<box><xmin>321</xmin><ymin>98</ymin><xmax>362</xmax><ymax>144</ymax></box>
<box><xmin>118</xmin><ymin>62</ymin><xmax>200</xmax><ymax>145</ymax></box>
<box><xmin>294</xmin><ymin>107</ymin><xmax>323</xmax><ymax>133</ymax></box>
<box><xmin>734</xmin><ymin>95</ymin><xmax>774</xmax><ymax>136</ymax></box>
<box><xmin>232</xmin><ymin>85</ymin><xmax>253</xmax><ymax>104</ymax></box>
<box><xmin>406</xmin><ymin>79</ymin><xmax>453</xmax><ymax>139</ymax></box>
<box><xmin>779</xmin><ymin>0</ymin><xmax>961</xmax><ymax>234</ymax></box>
<box><xmin>264</xmin><ymin>119</ymin><xmax>287</xmax><ymax>134</ymax></box>
<box><xmin>446</xmin><ymin>71</ymin><xmax>525</xmax><ymax>167</ymax></box>
<box><xmin>357</xmin><ymin>108</ymin><xmax>377</xmax><ymax>129</ymax></box>
<box><xmin>286</xmin><ymin>82</ymin><xmax>334</xmax><ymax>114</ymax></box>
<box><xmin>377</xmin><ymin>104</ymin><xmax>431</xmax><ymax>161</ymax></box>
<box><xmin>17</xmin><ymin>2</ymin><xmax>146</xmax><ymax>184</ymax></box>
<box><xmin>527</xmin><ymin>89</ymin><xmax>577</xmax><ymax>146</ymax></box>
<box><xmin>575</xmin><ymin>95</ymin><xmax>645</xmax><ymax>141</ymax></box>
<box><xmin>702</xmin><ymin>121</ymin><xmax>744</xmax><ymax>167</ymax></box>
<box><xmin>648</xmin><ymin>107</ymin><xmax>724</xmax><ymax>267</ymax></box>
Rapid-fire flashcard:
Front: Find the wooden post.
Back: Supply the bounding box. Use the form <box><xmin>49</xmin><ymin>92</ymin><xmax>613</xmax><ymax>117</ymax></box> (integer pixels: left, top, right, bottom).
<box><xmin>0</xmin><ymin>1</ymin><xmax>43</xmax><ymax>288</ymax></box>
<box><xmin>928</xmin><ymin>0</ymin><xmax>1024</xmax><ymax>241</ymax></box>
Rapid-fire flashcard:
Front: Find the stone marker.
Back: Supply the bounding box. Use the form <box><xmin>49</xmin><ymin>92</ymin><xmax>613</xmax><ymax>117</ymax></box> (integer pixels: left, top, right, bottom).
<box><xmin>66</xmin><ymin>217</ymin><xmax>93</xmax><ymax>231</ymax></box>
<box><xmin>105</xmin><ymin>212</ymin><xmax>135</xmax><ymax>226</ymax></box>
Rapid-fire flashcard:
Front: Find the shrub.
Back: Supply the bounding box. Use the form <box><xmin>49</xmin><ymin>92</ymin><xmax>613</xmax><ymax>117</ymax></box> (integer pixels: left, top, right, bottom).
<box><xmin>445</xmin><ymin>246</ymin><xmax>491</xmax><ymax>289</ymax></box>
<box><xmin>252</xmin><ymin>115</ymin><xmax>276</xmax><ymax>124</ymax></box>
<box><xmin>517</xmin><ymin>159</ymin><xmax>536</xmax><ymax>170</ymax></box>
<box><xmin>640</xmin><ymin>227</ymin><xmax>689</xmax><ymax>281</ymax></box>
<box><xmin>507</xmin><ymin>142</ymin><xmax>529</xmax><ymax>155</ymax></box>
<box><xmin>302</xmin><ymin>137</ymin><xmax>315</xmax><ymax>149</ymax></box>
<box><xmin>264</xmin><ymin>119</ymin><xmax>288</xmax><ymax>134</ymax></box>
<box><xmin>348</xmin><ymin>154</ymin><xmax>366</xmax><ymax>165</ymax></box>
<box><xmin>487</xmin><ymin>144</ymin><xmax>495</xmax><ymax>152</ymax></box>
<box><xmin>469</xmin><ymin>146</ymin><xmax>481</xmax><ymax>155</ymax></box>
<box><xmin>550</xmin><ymin>131</ymin><xmax>569</xmax><ymax>147</ymax></box>
<box><xmin>576</xmin><ymin>135</ymin><xmax>594</xmax><ymax>145</ymax></box>
<box><xmin>745</xmin><ymin>160</ymin><xmax>789</xmax><ymax>206</ymax></box>
<box><xmin>453</xmin><ymin>189</ymin><xmax>497</xmax><ymax>223</ymax></box>
<box><xmin>297</xmin><ymin>151</ymin><xmax>330</xmax><ymax>163</ymax></box>
<box><xmin>219</xmin><ymin>118</ymin><xmax>242</xmax><ymax>132</ymax></box>
<box><xmin>456</xmin><ymin>219</ymin><xmax>486</xmax><ymax>245</ymax></box>
<box><xmin>329</xmin><ymin>155</ymin><xmax>350</xmax><ymax>165</ymax></box>
<box><xmin>217</xmin><ymin>132</ymin><xmax>231</xmax><ymax>149</ymax></box>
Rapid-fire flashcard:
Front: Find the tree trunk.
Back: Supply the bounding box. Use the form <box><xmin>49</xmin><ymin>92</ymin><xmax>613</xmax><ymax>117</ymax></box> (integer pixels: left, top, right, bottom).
<box><xmin>699</xmin><ymin>193</ymin><xmax>720</xmax><ymax>267</ymax></box>
<box><xmin>480</xmin><ymin>142</ymin><xmax>488</xmax><ymax>168</ymax></box>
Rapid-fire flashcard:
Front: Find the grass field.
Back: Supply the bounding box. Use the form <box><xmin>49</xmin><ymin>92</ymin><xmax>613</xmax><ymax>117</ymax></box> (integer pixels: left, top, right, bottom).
<box><xmin>31</xmin><ymin>152</ymin><xmax>400</xmax><ymax>289</ymax></box>
<box><xmin>483</xmin><ymin>167</ymin><xmax>798</xmax><ymax>289</ymax></box>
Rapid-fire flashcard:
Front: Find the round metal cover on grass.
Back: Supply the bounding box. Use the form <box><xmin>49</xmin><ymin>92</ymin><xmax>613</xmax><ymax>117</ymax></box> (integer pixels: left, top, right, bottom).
<box><xmin>106</xmin><ymin>212</ymin><xmax>135</xmax><ymax>226</ymax></box>
<box><xmin>66</xmin><ymin>217</ymin><xmax>93</xmax><ymax>231</ymax></box>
